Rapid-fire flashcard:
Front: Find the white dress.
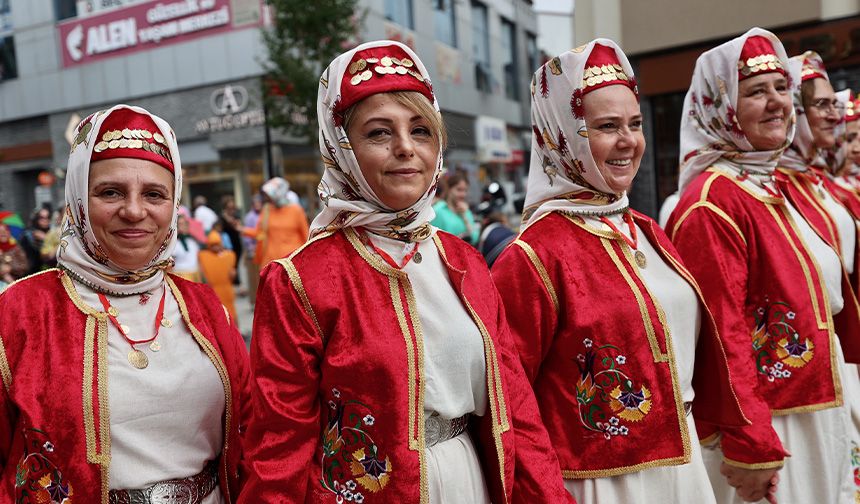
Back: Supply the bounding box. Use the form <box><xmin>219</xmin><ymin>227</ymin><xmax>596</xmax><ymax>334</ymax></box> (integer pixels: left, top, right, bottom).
<box><xmin>73</xmin><ymin>280</ymin><xmax>227</xmax><ymax>503</ymax></box>
<box><xmin>564</xmin><ymin>214</ymin><xmax>715</xmax><ymax>503</ymax></box>
<box><xmin>369</xmin><ymin>230</ymin><xmax>491</xmax><ymax>504</ymax></box>
<box><xmin>701</xmin><ymin>190</ymin><xmax>854</xmax><ymax>504</ymax></box>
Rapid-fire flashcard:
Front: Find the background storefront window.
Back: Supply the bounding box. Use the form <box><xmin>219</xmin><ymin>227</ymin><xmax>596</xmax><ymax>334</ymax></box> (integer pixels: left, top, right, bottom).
<box><xmin>0</xmin><ymin>36</ymin><xmax>17</xmax><ymax>81</ymax></box>
<box><xmin>385</xmin><ymin>0</ymin><xmax>414</xmax><ymax>30</ymax></box>
<box><xmin>434</xmin><ymin>0</ymin><xmax>457</xmax><ymax>48</ymax></box>
<box><xmin>501</xmin><ymin>17</ymin><xmax>518</xmax><ymax>100</ymax></box>
<box><xmin>471</xmin><ymin>0</ymin><xmax>490</xmax><ymax>92</ymax></box>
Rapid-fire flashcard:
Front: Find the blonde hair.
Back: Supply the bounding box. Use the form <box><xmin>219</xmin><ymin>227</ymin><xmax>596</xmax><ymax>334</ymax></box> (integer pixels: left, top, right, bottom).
<box><xmin>343</xmin><ymin>91</ymin><xmax>448</xmax><ymax>150</ymax></box>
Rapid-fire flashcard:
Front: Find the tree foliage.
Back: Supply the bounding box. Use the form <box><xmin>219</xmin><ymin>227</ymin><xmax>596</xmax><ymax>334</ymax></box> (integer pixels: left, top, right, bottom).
<box><xmin>261</xmin><ymin>0</ymin><xmax>361</xmax><ymax>143</ymax></box>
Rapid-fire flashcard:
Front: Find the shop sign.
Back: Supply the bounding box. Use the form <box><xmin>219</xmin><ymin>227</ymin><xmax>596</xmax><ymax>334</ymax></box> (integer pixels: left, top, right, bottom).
<box><xmin>57</xmin><ymin>0</ymin><xmax>263</xmax><ymax>68</ymax></box>
<box><xmin>475</xmin><ymin>115</ymin><xmax>512</xmax><ymax>163</ymax></box>
<box><xmin>195</xmin><ymin>83</ymin><xmax>265</xmax><ymax>133</ymax></box>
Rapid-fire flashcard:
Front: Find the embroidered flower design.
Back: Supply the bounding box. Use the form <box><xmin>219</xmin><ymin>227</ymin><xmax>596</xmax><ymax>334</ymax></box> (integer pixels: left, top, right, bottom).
<box><xmin>15</xmin><ymin>428</ymin><xmax>74</xmax><ymax>503</ymax></box>
<box><xmin>752</xmin><ymin>299</ymin><xmax>812</xmax><ymax>380</ymax></box>
<box><xmin>570</xmin><ymin>88</ymin><xmax>585</xmax><ymax>119</ymax></box>
<box><xmin>573</xmin><ymin>338</ymin><xmax>651</xmax><ymax>440</ymax></box>
<box><xmin>320</xmin><ymin>389</ymin><xmax>392</xmax><ymax>499</ymax></box>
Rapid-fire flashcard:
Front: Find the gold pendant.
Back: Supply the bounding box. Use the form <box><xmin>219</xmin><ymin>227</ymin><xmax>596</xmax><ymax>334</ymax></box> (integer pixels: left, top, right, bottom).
<box><xmin>412</xmin><ymin>251</ymin><xmax>422</xmax><ymax>264</ymax></box>
<box><xmin>634</xmin><ymin>250</ymin><xmax>647</xmax><ymax>268</ymax></box>
<box><xmin>149</xmin><ymin>340</ymin><xmax>162</xmax><ymax>352</ymax></box>
<box><xmin>120</xmin><ymin>324</ymin><xmax>130</xmax><ymax>335</ymax></box>
<box><xmin>160</xmin><ymin>318</ymin><xmax>172</xmax><ymax>328</ymax></box>
<box><xmin>127</xmin><ymin>349</ymin><xmax>149</xmax><ymax>369</ymax></box>
<box><xmin>108</xmin><ymin>306</ymin><xmax>119</xmax><ymax>317</ymax></box>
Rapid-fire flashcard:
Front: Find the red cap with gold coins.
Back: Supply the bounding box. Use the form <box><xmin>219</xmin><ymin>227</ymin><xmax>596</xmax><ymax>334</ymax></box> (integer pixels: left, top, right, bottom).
<box><xmin>581</xmin><ymin>43</ymin><xmax>635</xmax><ymax>95</ymax></box>
<box><xmin>800</xmin><ymin>53</ymin><xmax>827</xmax><ymax>82</ymax></box>
<box><xmin>334</xmin><ymin>44</ymin><xmax>434</xmax><ymax>120</ymax></box>
<box><xmin>91</xmin><ymin>108</ymin><xmax>174</xmax><ymax>172</ymax></box>
<box><xmin>737</xmin><ymin>35</ymin><xmax>785</xmax><ymax>81</ymax></box>
<box><xmin>846</xmin><ymin>91</ymin><xmax>860</xmax><ymax>123</ymax></box>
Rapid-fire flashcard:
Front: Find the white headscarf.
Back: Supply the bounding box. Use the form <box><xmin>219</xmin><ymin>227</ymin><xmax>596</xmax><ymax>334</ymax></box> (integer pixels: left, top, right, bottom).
<box><xmin>678</xmin><ymin>27</ymin><xmax>795</xmax><ymax>193</ymax></box>
<box><xmin>779</xmin><ymin>51</ymin><xmax>827</xmax><ymax>172</ymax></box>
<box><xmin>57</xmin><ymin>104</ymin><xmax>182</xmax><ymax>296</ymax></box>
<box><xmin>521</xmin><ymin>39</ymin><xmax>636</xmax><ymax>228</ymax></box>
<box><xmin>310</xmin><ymin>40</ymin><xmax>442</xmax><ymax>242</ymax></box>
<box><xmin>261</xmin><ymin>177</ymin><xmax>292</xmax><ymax>208</ymax></box>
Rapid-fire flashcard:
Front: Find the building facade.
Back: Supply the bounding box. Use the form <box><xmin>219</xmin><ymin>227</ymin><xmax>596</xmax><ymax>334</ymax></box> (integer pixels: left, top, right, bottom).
<box><xmin>0</xmin><ymin>0</ymin><xmax>541</xmax><ymax>220</ymax></box>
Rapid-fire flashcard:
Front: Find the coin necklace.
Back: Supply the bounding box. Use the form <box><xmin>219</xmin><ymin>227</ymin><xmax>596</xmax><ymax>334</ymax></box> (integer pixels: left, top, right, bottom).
<box><xmin>359</xmin><ymin>228</ymin><xmax>422</xmax><ymax>269</ymax></box>
<box><xmin>98</xmin><ymin>285</ymin><xmax>168</xmax><ymax>369</ymax></box>
<box><xmin>600</xmin><ymin>212</ymin><xmax>646</xmax><ymax>268</ymax></box>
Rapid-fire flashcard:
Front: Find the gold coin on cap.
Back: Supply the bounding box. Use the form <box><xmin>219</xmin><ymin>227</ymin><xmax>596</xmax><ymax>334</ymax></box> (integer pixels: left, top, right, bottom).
<box><xmin>94</xmin><ymin>141</ymin><xmax>108</xmax><ymax>152</ymax></box>
<box><xmin>141</xmin><ymin>130</ymin><xmax>153</xmax><ymax>139</ymax></box>
<box><xmin>395</xmin><ymin>66</ymin><xmax>407</xmax><ymax>75</ymax></box>
<box><xmin>381</xmin><ymin>56</ymin><xmax>393</xmax><ymax>67</ymax></box>
<box><xmin>351</xmin><ymin>74</ymin><xmax>362</xmax><ymax>85</ymax></box>
<box><xmin>400</xmin><ymin>58</ymin><xmax>414</xmax><ymax>68</ymax></box>
<box><xmin>361</xmin><ymin>70</ymin><xmax>372</xmax><ymax>81</ymax></box>
<box><xmin>108</xmin><ymin>140</ymin><xmax>120</xmax><ymax>149</ymax></box>
<box><xmin>153</xmin><ymin>132</ymin><xmax>165</xmax><ymax>144</ymax></box>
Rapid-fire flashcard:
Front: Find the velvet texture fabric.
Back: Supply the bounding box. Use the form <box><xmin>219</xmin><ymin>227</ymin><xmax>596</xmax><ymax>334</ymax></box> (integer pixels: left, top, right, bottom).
<box><xmin>775</xmin><ymin>168</ymin><xmax>860</xmax><ymax>351</ymax></box>
<box><xmin>0</xmin><ymin>270</ymin><xmax>251</xmax><ymax>503</ymax></box>
<box><xmin>668</xmin><ymin>169</ymin><xmax>849</xmax><ymax>468</ymax></box>
<box><xmin>492</xmin><ymin>211</ymin><xmax>746</xmax><ymax>477</ymax></box>
<box><xmin>240</xmin><ymin>230</ymin><xmax>574</xmax><ymax>504</ymax></box>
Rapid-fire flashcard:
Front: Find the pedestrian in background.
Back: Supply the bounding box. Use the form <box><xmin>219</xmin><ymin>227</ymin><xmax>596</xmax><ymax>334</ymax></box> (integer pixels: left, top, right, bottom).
<box><xmin>244</xmin><ymin>177</ymin><xmax>309</xmax><ymax>267</ymax></box>
<box><xmin>192</xmin><ymin>195</ymin><xmax>219</xmax><ymax>233</ymax></box>
<box><xmin>0</xmin><ymin>104</ymin><xmax>250</xmax><ymax>502</ymax></box>
<box><xmin>198</xmin><ymin>230</ymin><xmax>238</xmax><ymax>324</ymax></box>
<box><xmin>240</xmin><ymin>40</ymin><xmax>573</xmax><ymax>504</ymax></box>
<box><xmin>172</xmin><ymin>212</ymin><xmax>202</xmax><ymax>282</ymax></box>
<box><xmin>431</xmin><ymin>171</ymin><xmax>479</xmax><ymax>245</ymax></box>
<box><xmin>19</xmin><ymin>206</ymin><xmax>51</xmax><ymax>274</ymax></box>
<box><xmin>220</xmin><ymin>195</ymin><xmax>243</xmax><ymax>285</ymax></box>
<box><xmin>242</xmin><ymin>194</ymin><xmax>263</xmax><ymax>304</ymax></box>
<box><xmin>0</xmin><ymin>223</ymin><xmax>27</xmax><ymax>287</ymax></box>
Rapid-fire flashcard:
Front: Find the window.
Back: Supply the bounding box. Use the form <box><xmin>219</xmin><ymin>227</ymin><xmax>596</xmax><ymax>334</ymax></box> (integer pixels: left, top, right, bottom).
<box><xmin>501</xmin><ymin>18</ymin><xmax>518</xmax><ymax>100</ymax></box>
<box><xmin>385</xmin><ymin>0</ymin><xmax>414</xmax><ymax>30</ymax></box>
<box><xmin>54</xmin><ymin>0</ymin><xmax>77</xmax><ymax>20</ymax></box>
<box><xmin>526</xmin><ymin>32</ymin><xmax>539</xmax><ymax>74</ymax></box>
<box><xmin>0</xmin><ymin>36</ymin><xmax>17</xmax><ymax>81</ymax></box>
<box><xmin>471</xmin><ymin>1</ymin><xmax>490</xmax><ymax>92</ymax></box>
<box><xmin>434</xmin><ymin>0</ymin><xmax>457</xmax><ymax>47</ymax></box>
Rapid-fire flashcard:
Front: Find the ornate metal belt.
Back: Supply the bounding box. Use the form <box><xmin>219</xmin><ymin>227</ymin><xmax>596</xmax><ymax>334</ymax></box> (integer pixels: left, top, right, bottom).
<box><xmin>108</xmin><ymin>459</ymin><xmax>218</xmax><ymax>504</ymax></box>
<box><xmin>425</xmin><ymin>413</ymin><xmax>470</xmax><ymax>448</ymax></box>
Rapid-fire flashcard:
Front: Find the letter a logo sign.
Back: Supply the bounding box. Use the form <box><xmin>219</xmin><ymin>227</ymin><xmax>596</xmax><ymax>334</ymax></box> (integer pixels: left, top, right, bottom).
<box><xmin>67</xmin><ymin>24</ymin><xmax>84</xmax><ymax>62</ymax></box>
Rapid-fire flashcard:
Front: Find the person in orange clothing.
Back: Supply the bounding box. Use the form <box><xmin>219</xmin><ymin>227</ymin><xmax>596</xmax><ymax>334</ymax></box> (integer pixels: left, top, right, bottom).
<box><xmin>244</xmin><ymin>177</ymin><xmax>309</xmax><ymax>266</ymax></box>
<box><xmin>198</xmin><ymin>230</ymin><xmax>238</xmax><ymax>323</ymax></box>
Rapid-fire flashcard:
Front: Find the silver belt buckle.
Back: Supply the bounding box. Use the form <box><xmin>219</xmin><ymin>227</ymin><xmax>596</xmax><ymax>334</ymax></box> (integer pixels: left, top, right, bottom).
<box><xmin>684</xmin><ymin>401</ymin><xmax>693</xmax><ymax>417</ymax></box>
<box><xmin>425</xmin><ymin>413</ymin><xmax>445</xmax><ymax>447</ymax></box>
<box><xmin>149</xmin><ymin>482</ymin><xmax>193</xmax><ymax>504</ymax></box>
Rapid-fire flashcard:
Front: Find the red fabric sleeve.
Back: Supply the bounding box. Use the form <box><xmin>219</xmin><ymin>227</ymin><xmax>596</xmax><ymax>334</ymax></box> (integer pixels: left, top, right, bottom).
<box><xmin>492</xmin><ymin>287</ymin><xmax>576</xmax><ymax>503</ymax></box>
<box><xmin>672</xmin><ymin>207</ymin><xmax>787</xmax><ymax>468</ymax></box>
<box><xmin>222</xmin><ymin>311</ymin><xmax>253</xmax><ymax>491</ymax></box>
<box><xmin>238</xmin><ymin>261</ymin><xmax>324</xmax><ymax>502</ymax></box>
<box><xmin>491</xmin><ymin>244</ymin><xmax>559</xmax><ymax>384</ymax></box>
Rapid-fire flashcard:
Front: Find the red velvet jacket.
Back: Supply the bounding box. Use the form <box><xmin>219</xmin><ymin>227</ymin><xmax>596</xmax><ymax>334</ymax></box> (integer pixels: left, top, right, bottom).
<box><xmin>491</xmin><ymin>210</ymin><xmax>746</xmax><ymax>478</ymax></box>
<box><xmin>239</xmin><ymin>228</ymin><xmax>574</xmax><ymax>504</ymax></box>
<box><xmin>775</xmin><ymin>167</ymin><xmax>860</xmax><ymax>356</ymax></box>
<box><xmin>0</xmin><ymin>270</ymin><xmax>251</xmax><ymax>503</ymax></box>
<box><xmin>668</xmin><ymin>168</ymin><xmax>853</xmax><ymax>469</ymax></box>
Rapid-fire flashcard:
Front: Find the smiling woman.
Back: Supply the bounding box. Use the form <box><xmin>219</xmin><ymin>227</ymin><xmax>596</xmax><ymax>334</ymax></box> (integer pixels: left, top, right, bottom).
<box><xmin>240</xmin><ymin>40</ymin><xmax>573</xmax><ymax>504</ymax></box>
<box><xmin>0</xmin><ymin>105</ymin><xmax>251</xmax><ymax>503</ymax></box>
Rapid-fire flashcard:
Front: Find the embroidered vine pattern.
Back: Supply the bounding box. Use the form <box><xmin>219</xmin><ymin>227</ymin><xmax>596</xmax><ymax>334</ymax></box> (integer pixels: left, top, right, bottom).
<box><xmin>751</xmin><ymin>298</ymin><xmax>813</xmax><ymax>381</ymax></box>
<box><xmin>15</xmin><ymin>428</ymin><xmax>73</xmax><ymax>504</ymax></box>
<box><xmin>851</xmin><ymin>441</ymin><xmax>860</xmax><ymax>503</ymax></box>
<box><xmin>574</xmin><ymin>338</ymin><xmax>652</xmax><ymax>440</ymax></box>
<box><xmin>320</xmin><ymin>388</ymin><xmax>391</xmax><ymax>503</ymax></box>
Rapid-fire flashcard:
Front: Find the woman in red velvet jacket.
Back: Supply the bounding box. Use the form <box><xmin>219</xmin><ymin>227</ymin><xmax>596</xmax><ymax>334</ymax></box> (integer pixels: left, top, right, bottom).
<box><xmin>492</xmin><ymin>40</ymin><xmax>745</xmax><ymax>503</ymax></box>
<box><xmin>670</xmin><ymin>31</ymin><xmax>860</xmax><ymax>503</ymax></box>
<box><xmin>239</xmin><ymin>40</ymin><xmax>572</xmax><ymax>504</ymax></box>
<box><xmin>0</xmin><ymin>105</ymin><xmax>251</xmax><ymax>504</ymax></box>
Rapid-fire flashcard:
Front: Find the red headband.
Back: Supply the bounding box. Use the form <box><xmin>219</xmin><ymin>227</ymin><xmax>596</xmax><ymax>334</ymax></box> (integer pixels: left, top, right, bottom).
<box><xmin>91</xmin><ymin>108</ymin><xmax>174</xmax><ymax>172</ymax></box>
<box><xmin>581</xmin><ymin>43</ymin><xmax>635</xmax><ymax>95</ymax></box>
<box><xmin>738</xmin><ymin>35</ymin><xmax>785</xmax><ymax>81</ymax></box>
<box><xmin>334</xmin><ymin>45</ymin><xmax>434</xmax><ymax>122</ymax></box>
<box><xmin>846</xmin><ymin>92</ymin><xmax>860</xmax><ymax>123</ymax></box>
<box><xmin>800</xmin><ymin>54</ymin><xmax>827</xmax><ymax>82</ymax></box>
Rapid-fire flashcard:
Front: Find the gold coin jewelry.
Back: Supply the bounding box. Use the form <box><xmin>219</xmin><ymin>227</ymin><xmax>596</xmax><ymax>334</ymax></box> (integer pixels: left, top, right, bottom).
<box><xmin>412</xmin><ymin>251</ymin><xmax>423</xmax><ymax>264</ymax></box>
<box><xmin>635</xmin><ymin>250</ymin><xmax>648</xmax><ymax>269</ymax></box>
<box><xmin>128</xmin><ymin>349</ymin><xmax>149</xmax><ymax>369</ymax></box>
<box><xmin>599</xmin><ymin>212</ymin><xmax>646</xmax><ymax>268</ymax></box>
<box><xmin>98</xmin><ymin>285</ymin><xmax>168</xmax><ymax>370</ymax></box>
